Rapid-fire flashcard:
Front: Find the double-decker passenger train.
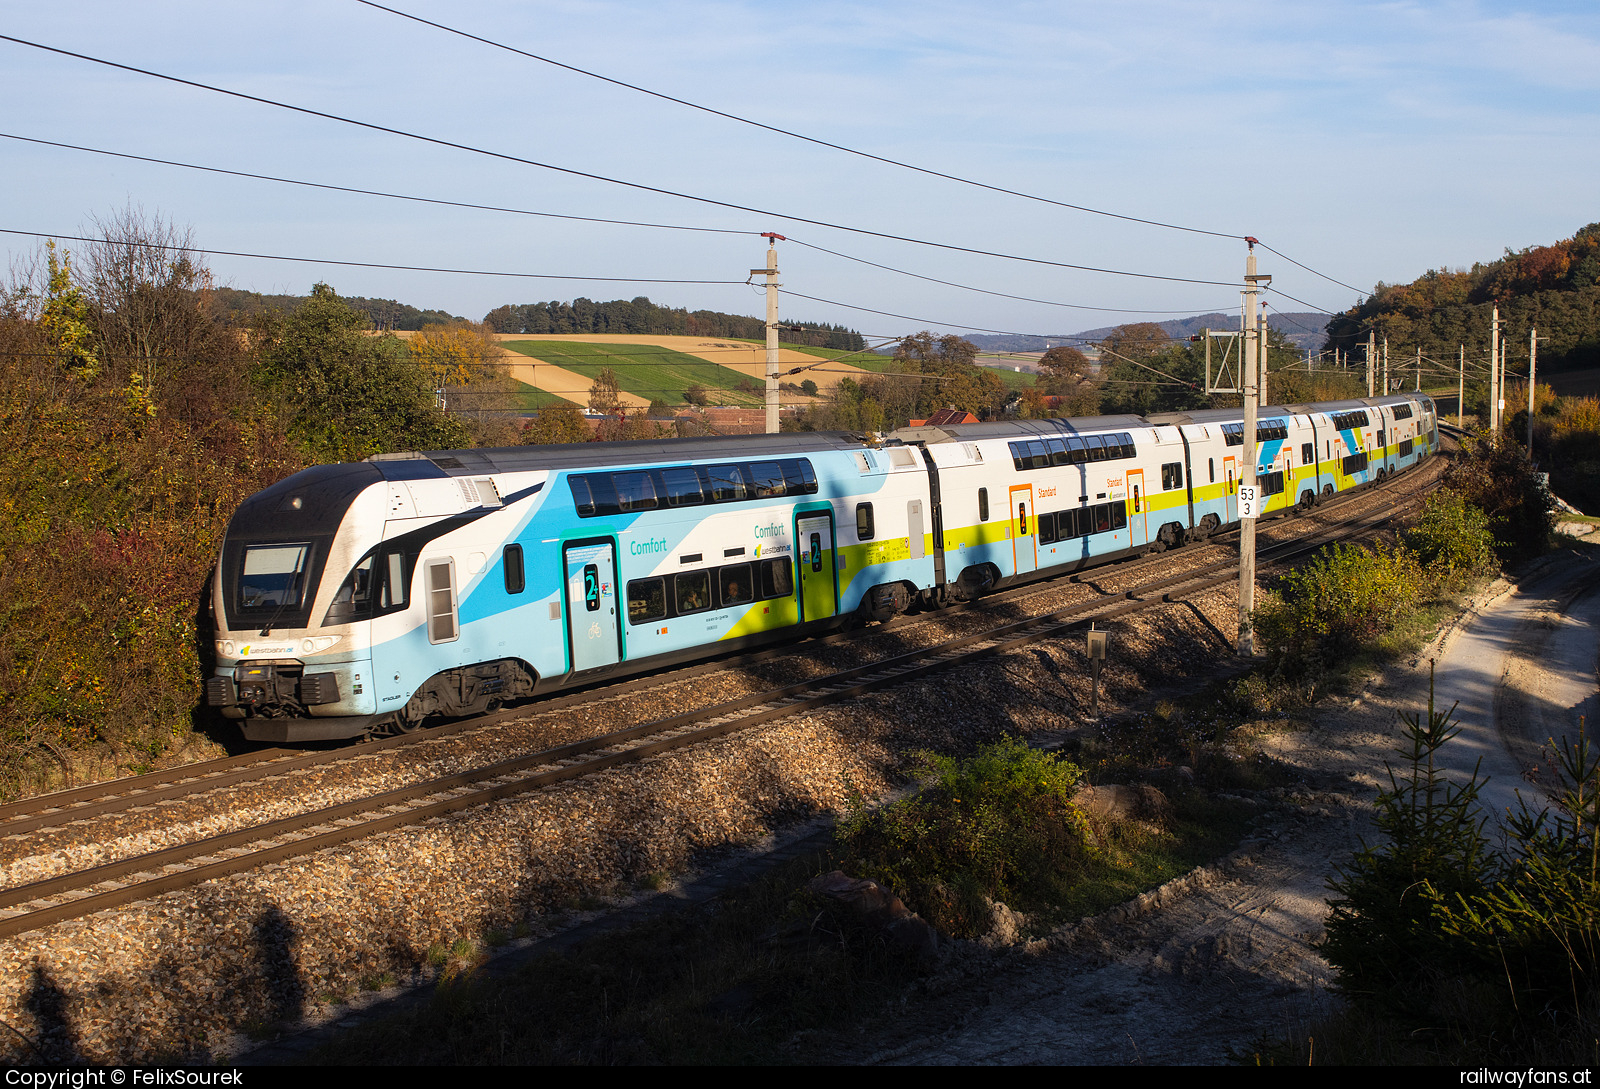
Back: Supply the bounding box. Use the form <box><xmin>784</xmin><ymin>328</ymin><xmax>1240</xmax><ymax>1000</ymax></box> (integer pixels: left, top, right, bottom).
<box><xmin>206</xmin><ymin>393</ymin><xmax>1437</xmax><ymax>742</ymax></box>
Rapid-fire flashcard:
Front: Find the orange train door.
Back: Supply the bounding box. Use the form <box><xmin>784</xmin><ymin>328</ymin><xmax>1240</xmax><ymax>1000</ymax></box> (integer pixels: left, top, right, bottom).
<box><xmin>1009</xmin><ymin>484</ymin><xmax>1036</xmax><ymax>576</ymax></box>
<box><xmin>1126</xmin><ymin>468</ymin><xmax>1149</xmax><ymax>547</ymax></box>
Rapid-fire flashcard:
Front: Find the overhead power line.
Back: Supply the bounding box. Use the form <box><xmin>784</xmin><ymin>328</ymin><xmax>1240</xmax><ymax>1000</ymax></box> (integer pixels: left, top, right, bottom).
<box><xmin>0</xmin><ymin>34</ymin><xmax>1239</xmax><ymax>289</ymax></box>
<box><xmin>0</xmin><ymin>228</ymin><xmax>743</xmax><ymax>285</ymax></box>
<box><xmin>355</xmin><ymin>1</ymin><xmax>1370</xmax><ymax>299</ymax></box>
<box><xmin>3</xmin><ymin>133</ymin><xmax>1232</xmax><ymax>317</ymax></box>
<box><xmin>355</xmin><ymin>0</ymin><xmax>1242</xmax><ymax>242</ymax></box>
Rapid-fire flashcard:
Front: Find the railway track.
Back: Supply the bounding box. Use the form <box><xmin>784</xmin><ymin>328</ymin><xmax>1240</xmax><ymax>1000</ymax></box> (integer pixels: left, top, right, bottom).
<box><xmin>0</xmin><ymin>453</ymin><xmax>1445</xmax><ymax>939</ymax></box>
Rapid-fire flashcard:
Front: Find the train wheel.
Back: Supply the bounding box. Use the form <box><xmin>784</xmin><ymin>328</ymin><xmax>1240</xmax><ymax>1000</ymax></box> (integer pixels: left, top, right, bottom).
<box><xmin>1320</xmin><ymin>484</ymin><xmax>1334</xmax><ymax>504</ymax></box>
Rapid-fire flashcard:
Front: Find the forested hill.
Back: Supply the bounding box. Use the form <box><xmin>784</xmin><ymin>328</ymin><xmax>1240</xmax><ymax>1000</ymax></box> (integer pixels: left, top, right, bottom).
<box><xmin>483</xmin><ymin>296</ymin><xmax>865</xmax><ymax>351</ymax></box>
<box><xmin>212</xmin><ymin>287</ymin><xmax>466</xmax><ymax>330</ymax></box>
<box><xmin>965</xmin><ymin>312</ymin><xmax>1328</xmax><ymax>355</ymax></box>
<box><xmin>1323</xmin><ymin>222</ymin><xmax>1600</xmax><ymax>370</ymax></box>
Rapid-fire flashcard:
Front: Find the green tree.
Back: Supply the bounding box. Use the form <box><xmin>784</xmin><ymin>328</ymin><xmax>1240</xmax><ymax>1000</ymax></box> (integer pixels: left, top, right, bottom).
<box><xmin>254</xmin><ymin>283</ymin><xmax>468</xmax><ymax>461</ymax></box>
<box><xmin>891</xmin><ymin>331</ymin><xmax>1004</xmax><ymax>423</ymax></box>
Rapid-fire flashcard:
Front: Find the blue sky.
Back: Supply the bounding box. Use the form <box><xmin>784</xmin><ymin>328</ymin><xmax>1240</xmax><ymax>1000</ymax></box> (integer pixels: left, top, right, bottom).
<box><xmin>2</xmin><ymin>0</ymin><xmax>1596</xmax><ymax>341</ymax></box>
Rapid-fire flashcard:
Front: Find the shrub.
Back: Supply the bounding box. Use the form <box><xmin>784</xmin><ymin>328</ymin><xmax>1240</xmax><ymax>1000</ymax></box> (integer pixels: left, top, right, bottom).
<box><xmin>836</xmin><ymin>738</ymin><xmax>1092</xmax><ymax>938</ymax></box>
<box><xmin>1445</xmin><ymin>431</ymin><xmax>1555</xmax><ymax>561</ymax></box>
<box><xmin>1404</xmin><ymin>490</ymin><xmax>1496</xmax><ymax>588</ymax></box>
<box><xmin>1253</xmin><ymin>542</ymin><xmax>1423</xmax><ymax>669</ymax></box>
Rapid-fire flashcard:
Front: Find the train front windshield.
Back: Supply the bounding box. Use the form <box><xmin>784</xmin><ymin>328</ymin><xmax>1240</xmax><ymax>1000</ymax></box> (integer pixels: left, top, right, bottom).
<box><xmin>238</xmin><ymin>543</ymin><xmax>312</xmax><ymax>611</ymax></box>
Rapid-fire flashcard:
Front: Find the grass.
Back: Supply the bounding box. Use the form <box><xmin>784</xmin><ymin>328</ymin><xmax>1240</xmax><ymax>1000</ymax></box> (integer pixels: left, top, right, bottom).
<box><xmin>502</xmin><ymin>340</ymin><xmax>766</xmax><ymax>406</ymax></box>
<box><xmin>504</xmin><ymin>380</ymin><xmax>578</xmax><ymax>411</ymax></box>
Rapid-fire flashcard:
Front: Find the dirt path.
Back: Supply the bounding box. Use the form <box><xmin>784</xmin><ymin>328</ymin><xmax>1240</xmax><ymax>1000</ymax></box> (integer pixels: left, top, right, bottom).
<box><xmin>831</xmin><ymin>544</ymin><xmax>1600</xmax><ymax>1065</ymax></box>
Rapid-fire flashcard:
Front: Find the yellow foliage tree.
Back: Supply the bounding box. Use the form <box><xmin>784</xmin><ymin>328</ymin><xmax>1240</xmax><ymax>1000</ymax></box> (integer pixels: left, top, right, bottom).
<box><xmin>408</xmin><ymin>321</ymin><xmax>500</xmax><ymax>387</ymax></box>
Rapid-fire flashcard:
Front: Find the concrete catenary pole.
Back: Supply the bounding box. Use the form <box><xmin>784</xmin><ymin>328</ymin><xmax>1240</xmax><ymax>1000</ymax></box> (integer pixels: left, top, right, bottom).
<box><xmin>1528</xmin><ymin>326</ymin><xmax>1539</xmax><ymax>458</ymax></box>
<box><xmin>1490</xmin><ymin>305</ymin><xmax>1501</xmax><ymax>439</ymax></box>
<box><xmin>754</xmin><ymin>234</ymin><xmax>785</xmax><ymax>434</ymax></box>
<box><xmin>1240</xmin><ymin>241</ymin><xmax>1269</xmax><ymax>656</ymax></box>
<box><xmin>1382</xmin><ymin>336</ymin><xmax>1389</xmax><ymax>395</ymax></box>
<box><xmin>1367</xmin><ymin>330</ymin><xmax>1376</xmax><ymax>397</ymax></box>
<box><xmin>1458</xmin><ymin>345</ymin><xmax>1465</xmax><ymax>429</ymax></box>
<box><xmin>1415</xmin><ymin>346</ymin><xmax>1421</xmax><ymax>391</ymax></box>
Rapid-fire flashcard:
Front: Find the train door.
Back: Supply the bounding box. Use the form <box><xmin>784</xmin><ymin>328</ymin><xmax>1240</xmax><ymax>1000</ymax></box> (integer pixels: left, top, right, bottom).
<box><xmin>1223</xmin><ymin>455</ymin><xmax>1237</xmax><ymax>522</ymax></box>
<box><xmin>1009</xmin><ymin>484</ymin><xmax>1036</xmax><ymax>575</ymax></box>
<box><xmin>563</xmin><ymin>539</ymin><xmax>620</xmax><ymax>672</ymax></box>
<box><xmin>796</xmin><ymin>512</ymin><xmax>837</xmax><ymax>621</ymax></box>
<box><xmin>1126</xmin><ymin>468</ymin><xmax>1149</xmax><ymax>547</ymax></box>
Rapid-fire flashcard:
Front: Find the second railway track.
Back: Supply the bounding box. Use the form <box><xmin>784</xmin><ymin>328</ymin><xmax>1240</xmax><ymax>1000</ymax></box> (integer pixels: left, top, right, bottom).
<box><xmin>0</xmin><ymin>452</ymin><xmax>1445</xmax><ymax>939</ymax></box>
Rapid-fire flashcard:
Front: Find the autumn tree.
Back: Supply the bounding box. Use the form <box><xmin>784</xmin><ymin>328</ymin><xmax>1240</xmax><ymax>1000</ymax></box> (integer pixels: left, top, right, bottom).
<box><xmin>408</xmin><ymin>321</ymin><xmax>500</xmax><ymax>387</ymax></box>
<box><xmin>254</xmin><ymin>282</ymin><xmax>468</xmax><ymax>461</ymax></box>
<box><xmin>520</xmin><ymin>403</ymin><xmax>589</xmax><ymax>445</ymax></box>
<box><xmin>588</xmin><ymin>367</ymin><xmax>622</xmax><ymax>415</ymax></box>
<box><xmin>891</xmin><ymin>331</ymin><xmax>1005</xmax><ymax>423</ymax></box>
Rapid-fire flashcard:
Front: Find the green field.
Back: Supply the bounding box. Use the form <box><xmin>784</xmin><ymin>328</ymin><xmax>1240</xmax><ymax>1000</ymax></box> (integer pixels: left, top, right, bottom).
<box><xmin>727</xmin><ymin>339</ymin><xmax>902</xmax><ymax>374</ymax></box>
<box><xmin>506</xmin><ymin>381</ymin><xmax>578</xmax><ymax>411</ymax></box>
<box><xmin>502</xmin><ymin>340</ymin><xmax>765</xmax><ymax>406</ymax></box>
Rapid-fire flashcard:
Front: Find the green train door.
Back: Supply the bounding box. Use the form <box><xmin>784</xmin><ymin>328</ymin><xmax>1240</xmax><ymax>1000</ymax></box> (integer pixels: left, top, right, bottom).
<box><xmin>563</xmin><ymin>539</ymin><xmax>620</xmax><ymax>673</ymax></box>
<box><xmin>796</xmin><ymin>512</ymin><xmax>837</xmax><ymax>621</ymax></box>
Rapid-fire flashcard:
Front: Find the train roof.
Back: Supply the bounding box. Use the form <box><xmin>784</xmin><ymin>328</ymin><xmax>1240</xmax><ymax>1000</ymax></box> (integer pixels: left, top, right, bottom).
<box><xmin>366</xmin><ymin>431</ymin><xmax>870</xmax><ymax>479</ymax></box>
<box><xmin>888</xmin><ymin>414</ymin><xmax>1149</xmax><ymax>445</ymax></box>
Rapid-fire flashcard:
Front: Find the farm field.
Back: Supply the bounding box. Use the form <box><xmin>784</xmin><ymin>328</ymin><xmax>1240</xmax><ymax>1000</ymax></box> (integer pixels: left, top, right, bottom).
<box><xmin>501</xmin><ymin>340</ymin><xmax>766</xmax><ymax>407</ymax></box>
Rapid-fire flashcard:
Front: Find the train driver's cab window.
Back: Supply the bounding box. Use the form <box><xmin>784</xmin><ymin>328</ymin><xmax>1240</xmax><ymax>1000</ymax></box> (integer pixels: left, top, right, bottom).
<box><xmin>720</xmin><ymin>564</ymin><xmax>754</xmax><ymax>606</ymax></box>
<box><xmin>675</xmin><ymin>571</ymin><xmax>710</xmax><ymax>614</ymax></box>
<box><xmin>856</xmin><ymin>502</ymin><xmax>875</xmax><ymax>541</ymax></box>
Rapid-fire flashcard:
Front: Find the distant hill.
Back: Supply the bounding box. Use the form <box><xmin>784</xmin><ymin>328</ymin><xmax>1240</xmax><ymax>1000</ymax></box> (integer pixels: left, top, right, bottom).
<box><xmin>484</xmin><ymin>296</ymin><xmax>865</xmax><ymax>352</ymax></box>
<box><xmin>964</xmin><ymin>312</ymin><xmax>1329</xmax><ymax>356</ymax></box>
<box><xmin>1324</xmin><ymin>222</ymin><xmax>1600</xmax><ymax>371</ymax></box>
<box><xmin>212</xmin><ymin>287</ymin><xmax>466</xmax><ymax>330</ymax></box>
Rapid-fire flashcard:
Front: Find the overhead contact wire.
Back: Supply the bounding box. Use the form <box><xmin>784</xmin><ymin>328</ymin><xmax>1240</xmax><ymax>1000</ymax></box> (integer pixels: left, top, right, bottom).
<box><xmin>0</xmin><ymin>34</ymin><xmax>1239</xmax><ymax>288</ymax></box>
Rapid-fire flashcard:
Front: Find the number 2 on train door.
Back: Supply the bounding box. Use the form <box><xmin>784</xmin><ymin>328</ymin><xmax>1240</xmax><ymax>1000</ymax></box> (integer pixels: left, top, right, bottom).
<box><xmin>1009</xmin><ymin>484</ymin><xmax>1036</xmax><ymax>575</ymax></box>
<box><xmin>564</xmin><ymin>540</ymin><xmax>620</xmax><ymax>672</ymax></box>
<box><xmin>795</xmin><ymin>512</ymin><xmax>836</xmax><ymax>621</ymax></box>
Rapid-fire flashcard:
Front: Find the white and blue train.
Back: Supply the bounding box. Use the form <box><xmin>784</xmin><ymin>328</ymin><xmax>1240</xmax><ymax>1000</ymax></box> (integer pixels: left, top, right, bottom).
<box><xmin>206</xmin><ymin>393</ymin><xmax>1437</xmax><ymax>742</ymax></box>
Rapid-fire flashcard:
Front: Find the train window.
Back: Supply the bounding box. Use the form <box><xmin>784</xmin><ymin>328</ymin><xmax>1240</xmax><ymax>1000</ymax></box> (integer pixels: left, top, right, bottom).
<box><xmin>1047</xmin><ymin>439</ymin><xmax>1070</xmax><ymax>466</ymax></box>
<box><xmin>856</xmin><ymin>502</ymin><xmax>875</xmax><ymax>540</ymax></box>
<box><xmin>1302</xmin><ymin>443</ymin><xmax>1314</xmax><ymax>465</ymax></box>
<box><xmin>1377</xmin><ymin>428</ymin><xmax>1385</xmax><ymax>449</ymax></box>
<box><xmin>1111</xmin><ymin>502</ymin><xmax>1128</xmax><ymax>531</ymax></box>
<box><xmin>749</xmin><ymin>462</ymin><xmax>787</xmax><ymax>498</ymax></box>
<box><xmin>1113</xmin><ymin>432</ymin><xmax>1136</xmax><ymax>459</ymax></box>
<box><xmin>503</xmin><ymin>545</ymin><xmax>525</xmax><ymax>594</ymax></box>
<box><xmin>760</xmin><ymin>558</ymin><xmax>793</xmax><ymax>599</ymax></box>
<box><xmin>614</xmin><ymin>472</ymin><xmax>658</xmax><ymax>513</ymax></box>
<box><xmin>1026</xmin><ymin>441</ymin><xmax>1051</xmax><ymax>469</ymax></box>
<box><xmin>709</xmin><ymin>465</ymin><xmax>747</xmax><ymax>503</ymax></box>
<box><xmin>568</xmin><ymin>474</ymin><xmax>620</xmax><ymax>518</ymax></box>
<box><xmin>426</xmin><ymin>560</ymin><xmax>458</xmax><ymax>644</ymax></box>
<box><xmin>978</xmin><ymin>488</ymin><xmax>989</xmax><ymax>521</ymax></box>
<box><xmin>1221</xmin><ymin>424</ymin><xmax>1244</xmax><ymax>446</ymax></box>
<box><xmin>1399</xmin><ymin>438</ymin><xmax>1414</xmax><ymax>456</ymax></box>
<box><xmin>1161</xmin><ymin>462</ymin><xmax>1183</xmax><ymax>490</ymax></box>
<box><xmin>783</xmin><ymin>459</ymin><xmax>819</xmax><ymax>495</ymax></box>
<box><xmin>627</xmin><ymin>578</ymin><xmax>665</xmax><ymax>624</ymax></box>
<box><xmin>1084</xmin><ymin>435</ymin><xmax>1107</xmax><ymax>462</ymax></box>
<box><xmin>720</xmin><ymin>564</ymin><xmax>754</xmax><ymax>606</ymax></box>
<box><xmin>1038</xmin><ymin>512</ymin><xmax>1058</xmax><ymax>544</ymax></box>
<box><xmin>675</xmin><ymin>571</ymin><xmax>711</xmax><ymax>614</ymax></box>
<box><xmin>382</xmin><ymin>552</ymin><xmax>410</xmax><ymax>610</ymax></box>
<box><xmin>240</xmin><ymin>543</ymin><xmax>311</xmax><ymax>610</ymax></box>
<box><xmin>1208</xmin><ymin>458</ymin><xmax>1215</xmax><ymax>483</ymax></box>
<box><xmin>662</xmin><ymin>467</ymin><xmax>706</xmax><ymax>506</ymax></box>
<box><xmin>1392</xmin><ymin>404</ymin><xmax>1413</xmax><ymax>420</ymax></box>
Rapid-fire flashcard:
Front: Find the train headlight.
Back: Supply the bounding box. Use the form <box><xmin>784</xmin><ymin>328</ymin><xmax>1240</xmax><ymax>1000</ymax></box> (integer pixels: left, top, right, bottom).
<box><xmin>217</xmin><ymin>640</ymin><xmax>235</xmax><ymax>657</ymax></box>
<box><xmin>300</xmin><ymin>636</ymin><xmax>341</xmax><ymax>655</ymax></box>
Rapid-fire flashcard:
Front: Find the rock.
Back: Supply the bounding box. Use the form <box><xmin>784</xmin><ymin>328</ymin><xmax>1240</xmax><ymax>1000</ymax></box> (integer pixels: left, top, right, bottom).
<box><xmin>980</xmin><ymin>898</ymin><xmax>1028</xmax><ymax>948</ymax></box>
<box><xmin>805</xmin><ymin>871</ymin><xmax>940</xmax><ymax>959</ymax></box>
<box><xmin>1073</xmin><ymin>783</ymin><xmax>1172</xmax><ymax>825</ymax></box>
